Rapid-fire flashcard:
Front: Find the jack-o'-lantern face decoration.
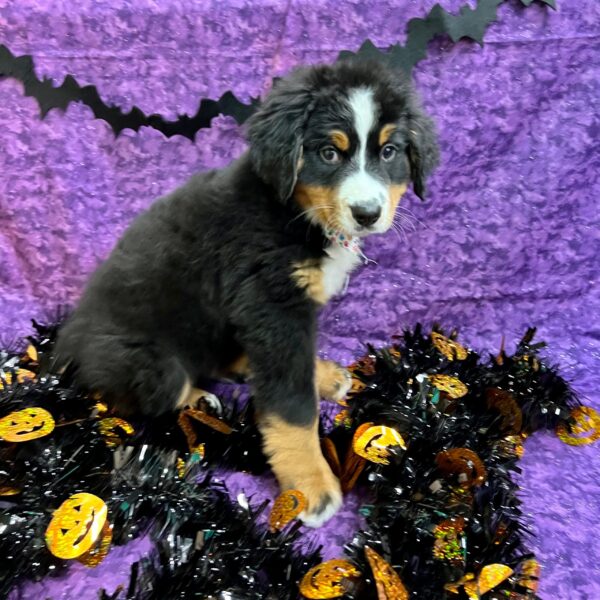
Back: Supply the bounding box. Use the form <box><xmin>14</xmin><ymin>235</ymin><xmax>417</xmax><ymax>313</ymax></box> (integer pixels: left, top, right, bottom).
<box><xmin>353</xmin><ymin>423</ymin><xmax>407</xmax><ymax>465</ymax></box>
<box><xmin>46</xmin><ymin>493</ymin><xmax>108</xmax><ymax>560</ymax></box>
<box><xmin>300</xmin><ymin>559</ymin><xmax>361</xmax><ymax>599</ymax></box>
<box><xmin>269</xmin><ymin>490</ymin><xmax>307</xmax><ymax>532</ymax></box>
<box><xmin>0</xmin><ymin>407</ymin><xmax>55</xmax><ymax>442</ymax></box>
<box><xmin>429</xmin><ymin>374</ymin><xmax>468</xmax><ymax>399</ymax></box>
<box><xmin>556</xmin><ymin>406</ymin><xmax>600</xmax><ymax>446</ymax></box>
<box><xmin>431</xmin><ymin>333</ymin><xmax>468</xmax><ymax>361</ymax></box>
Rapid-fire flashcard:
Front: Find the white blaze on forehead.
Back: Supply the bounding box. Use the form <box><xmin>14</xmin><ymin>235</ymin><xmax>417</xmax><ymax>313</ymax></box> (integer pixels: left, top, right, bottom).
<box><xmin>339</xmin><ymin>86</ymin><xmax>388</xmax><ymax>232</ymax></box>
<box><xmin>348</xmin><ymin>87</ymin><xmax>377</xmax><ymax>170</ymax></box>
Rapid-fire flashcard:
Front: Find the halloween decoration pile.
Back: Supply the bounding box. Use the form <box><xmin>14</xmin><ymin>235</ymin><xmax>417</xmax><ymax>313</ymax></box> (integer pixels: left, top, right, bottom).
<box><xmin>1</xmin><ymin>321</ymin><xmax>595</xmax><ymax>599</ymax></box>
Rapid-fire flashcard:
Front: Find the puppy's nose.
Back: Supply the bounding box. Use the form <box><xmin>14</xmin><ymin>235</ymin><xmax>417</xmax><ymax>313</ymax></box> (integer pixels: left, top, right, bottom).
<box><xmin>351</xmin><ymin>202</ymin><xmax>381</xmax><ymax>228</ymax></box>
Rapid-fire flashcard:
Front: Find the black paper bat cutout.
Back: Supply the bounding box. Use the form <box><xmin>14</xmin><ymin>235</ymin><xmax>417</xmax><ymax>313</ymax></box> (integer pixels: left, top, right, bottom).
<box><xmin>0</xmin><ymin>45</ymin><xmax>260</xmax><ymax>141</ymax></box>
<box><xmin>0</xmin><ymin>0</ymin><xmax>555</xmax><ymax>141</ymax></box>
<box><xmin>339</xmin><ymin>0</ymin><xmax>504</xmax><ymax>73</ymax></box>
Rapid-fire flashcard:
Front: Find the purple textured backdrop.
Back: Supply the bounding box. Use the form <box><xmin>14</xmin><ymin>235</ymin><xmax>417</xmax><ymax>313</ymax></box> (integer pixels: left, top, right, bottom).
<box><xmin>1</xmin><ymin>0</ymin><xmax>599</xmax><ymax>598</ymax></box>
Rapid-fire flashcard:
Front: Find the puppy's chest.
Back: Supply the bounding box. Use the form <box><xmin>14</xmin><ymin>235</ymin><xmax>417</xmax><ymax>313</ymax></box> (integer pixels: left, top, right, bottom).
<box><xmin>319</xmin><ymin>244</ymin><xmax>361</xmax><ymax>302</ymax></box>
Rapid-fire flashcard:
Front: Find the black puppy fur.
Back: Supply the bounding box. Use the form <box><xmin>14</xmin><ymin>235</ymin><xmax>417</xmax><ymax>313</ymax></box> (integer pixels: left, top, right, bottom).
<box><xmin>55</xmin><ymin>60</ymin><xmax>439</xmax><ymax>525</ymax></box>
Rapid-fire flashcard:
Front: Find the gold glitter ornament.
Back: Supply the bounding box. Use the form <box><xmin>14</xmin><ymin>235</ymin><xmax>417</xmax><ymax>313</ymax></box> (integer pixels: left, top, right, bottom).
<box><xmin>445</xmin><ymin>573</ymin><xmax>475</xmax><ymax>595</ymax></box>
<box><xmin>350</xmin><ymin>355</ymin><xmax>376</xmax><ymax>376</ymax></box>
<box><xmin>45</xmin><ymin>493</ymin><xmax>108</xmax><ymax>560</ymax></box>
<box><xmin>0</xmin><ymin>407</ymin><xmax>55</xmax><ymax>442</ymax></box>
<box><xmin>299</xmin><ymin>559</ymin><xmax>360</xmax><ymax>599</ymax></box>
<box><xmin>429</xmin><ymin>374</ymin><xmax>468</xmax><ymax>399</ymax></box>
<box><xmin>431</xmin><ymin>332</ymin><xmax>467</xmax><ymax>361</ymax></box>
<box><xmin>432</xmin><ymin>517</ymin><xmax>465</xmax><ymax>564</ymax></box>
<box><xmin>445</xmin><ymin>564</ymin><xmax>513</xmax><ymax>598</ymax></box>
<box><xmin>497</xmin><ymin>434</ymin><xmax>526</xmax><ymax>459</ymax></box>
<box><xmin>192</xmin><ymin>443</ymin><xmax>205</xmax><ymax>460</ymax></box>
<box><xmin>517</xmin><ymin>558</ymin><xmax>541</xmax><ymax>592</ymax></box>
<box><xmin>469</xmin><ymin>564</ymin><xmax>513</xmax><ymax>597</ymax></box>
<box><xmin>76</xmin><ymin>521</ymin><xmax>113</xmax><ymax>567</ymax></box>
<box><xmin>353</xmin><ymin>423</ymin><xmax>406</xmax><ymax>465</ymax></box>
<box><xmin>268</xmin><ymin>490</ymin><xmax>307</xmax><ymax>532</ymax></box>
<box><xmin>25</xmin><ymin>344</ymin><xmax>38</xmax><ymax>362</ymax></box>
<box><xmin>94</xmin><ymin>401</ymin><xmax>109</xmax><ymax>414</ymax></box>
<box><xmin>556</xmin><ymin>406</ymin><xmax>600</xmax><ymax>446</ymax></box>
<box><xmin>334</xmin><ymin>409</ymin><xmax>352</xmax><ymax>428</ymax></box>
<box><xmin>388</xmin><ymin>346</ymin><xmax>401</xmax><ymax>360</ymax></box>
<box><xmin>98</xmin><ymin>417</ymin><xmax>134</xmax><ymax>447</ymax></box>
<box><xmin>349</xmin><ymin>376</ymin><xmax>366</xmax><ymax>396</ymax></box>
<box><xmin>364</xmin><ymin>546</ymin><xmax>409</xmax><ymax>600</ymax></box>
<box><xmin>0</xmin><ymin>368</ymin><xmax>36</xmax><ymax>389</ymax></box>
<box><xmin>435</xmin><ymin>448</ymin><xmax>486</xmax><ymax>488</ymax></box>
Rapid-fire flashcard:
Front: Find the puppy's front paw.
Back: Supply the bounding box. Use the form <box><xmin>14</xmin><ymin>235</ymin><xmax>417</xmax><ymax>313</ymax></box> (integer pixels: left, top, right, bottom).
<box><xmin>260</xmin><ymin>416</ymin><xmax>343</xmax><ymax>528</ymax></box>
<box><xmin>316</xmin><ymin>360</ymin><xmax>352</xmax><ymax>404</ymax></box>
<box><xmin>297</xmin><ymin>464</ymin><xmax>343</xmax><ymax>528</ymax></box>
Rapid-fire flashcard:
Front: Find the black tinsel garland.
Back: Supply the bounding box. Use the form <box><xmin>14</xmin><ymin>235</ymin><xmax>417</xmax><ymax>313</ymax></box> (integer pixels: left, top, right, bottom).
<box><xmin>0</xmin><ymin>320</ymin><xmax>584</xmax><ymax>599</ymax></box>
<box><xmin>0</xmin><ymin>0</ymin><xmax>555</xmax><ymax>141</ymax></box>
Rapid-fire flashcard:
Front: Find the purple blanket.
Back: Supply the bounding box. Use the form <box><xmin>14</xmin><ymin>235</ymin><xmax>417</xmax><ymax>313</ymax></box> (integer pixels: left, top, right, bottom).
<box><xmin>1</xmin><ymin>1</ymin><xmax>599</xmax><ymax>598</ymax></box>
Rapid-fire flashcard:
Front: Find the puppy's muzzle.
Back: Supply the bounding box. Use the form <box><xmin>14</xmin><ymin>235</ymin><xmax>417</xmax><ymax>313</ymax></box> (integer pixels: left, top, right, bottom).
<box><xmin>350</xmin><ymin>201</ymin><xmax>381</xmax><ymax>228</ymax></box>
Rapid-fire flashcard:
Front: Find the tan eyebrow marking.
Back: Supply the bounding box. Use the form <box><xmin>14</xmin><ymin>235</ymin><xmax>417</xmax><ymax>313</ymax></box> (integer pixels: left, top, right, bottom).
<box><xmin>379</xmin><ymin>124</ymin><xmax>398</xmax><ymax>146</ymax></box>
<box><xmin>329</xmin><ymin>130</ymin><xmax>350</xmax><ymax>152</ymax></box>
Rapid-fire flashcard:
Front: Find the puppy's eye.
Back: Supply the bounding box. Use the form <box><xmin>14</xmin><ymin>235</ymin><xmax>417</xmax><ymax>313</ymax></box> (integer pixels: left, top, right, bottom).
<box><xmin>380</xmin><ymin>144</ymin><xmax>397</xmax><ymax>162</ymax></box>
<box><xmin>320</xmin><ymin>146</ymin><xmax>341</xmax><ymax>165</ymax></box>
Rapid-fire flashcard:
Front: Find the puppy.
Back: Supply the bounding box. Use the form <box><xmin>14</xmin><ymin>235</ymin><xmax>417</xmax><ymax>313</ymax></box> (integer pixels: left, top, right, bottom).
<box><xmin>55</xmin><ymin>60</ymin><xmax>439</xmax><ymax>526</ymax></box>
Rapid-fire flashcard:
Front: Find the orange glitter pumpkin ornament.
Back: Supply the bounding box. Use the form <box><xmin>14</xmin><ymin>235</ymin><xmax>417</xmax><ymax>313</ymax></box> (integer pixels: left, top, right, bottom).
<box><xmin>429</xmin><ymin>374</ymin><xmax>468</xmax><ymax>399</ymax></box>
<box><xmin>353</xmin><ymin>423</ymin><xmax>406</xmax><ymax>465</ymax></box>
<box><xmin>45</xmin><ymin>493</ymin><xmax>108</xmax><ymax>560</ymax></box>
<box><xmin>431</xmin><ymin>332</ymin><xmax>468</xmax><ymax>361</ymax></box>
<box><xmin>268</xmin><ymin>490</ymin><xmax>307</xmax><ymax>532</ymax></box>
<box><xmin>0</xmin><ymin>407</ymin><xmax>55</xmax><ymax>442</ymax></box>
<box><xmin>300</xmin><ymin>559</ymin><xmax>360</xmax><ymax>599</ymax></box>
<box><xmin>556</xmin><ymin>406</ymin><xmax>600</xmax><ymax>446</ymax></box>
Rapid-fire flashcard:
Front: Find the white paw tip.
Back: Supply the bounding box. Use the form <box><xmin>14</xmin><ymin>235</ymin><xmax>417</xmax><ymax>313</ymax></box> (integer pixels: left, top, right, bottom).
<box><xmin>300</xmin><ymin>491</ymin><xmax>343</xmax><ymax>528</ymax></box>
<box><xmin>201</xmin><ymin>392</ymin><xmax>223</xmax><ymax>415</ymax></box>
<box><xmin>333</xmin><ymin>372</ymin><xmax>352</xmax><ymax>403</ymax></box>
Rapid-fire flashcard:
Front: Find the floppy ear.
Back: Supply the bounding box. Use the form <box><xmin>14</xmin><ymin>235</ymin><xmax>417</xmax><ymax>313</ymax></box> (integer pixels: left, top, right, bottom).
<box><xmin>246</xmin><ymin>74</ymin><xmax>315</xmax><ymax>202</ymax></box>
<box><xmin>407</xmin><ymin>108</ymin><xmax>439</xmax><ymax>201</ymax></box>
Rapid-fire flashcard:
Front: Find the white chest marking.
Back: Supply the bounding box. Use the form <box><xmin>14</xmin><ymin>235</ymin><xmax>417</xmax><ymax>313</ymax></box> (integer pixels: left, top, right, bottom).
<box><xmin>320</xmin><ymin>244</ymin><xmax>361</xmax><ymax>301</ymax></box>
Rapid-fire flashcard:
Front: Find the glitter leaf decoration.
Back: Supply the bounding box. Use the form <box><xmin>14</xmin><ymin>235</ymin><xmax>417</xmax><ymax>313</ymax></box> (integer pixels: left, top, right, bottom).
<box><xmin>364</xmin><ymin>546</ymin><xmax>409</xmax><ymax>600</ymax></box>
